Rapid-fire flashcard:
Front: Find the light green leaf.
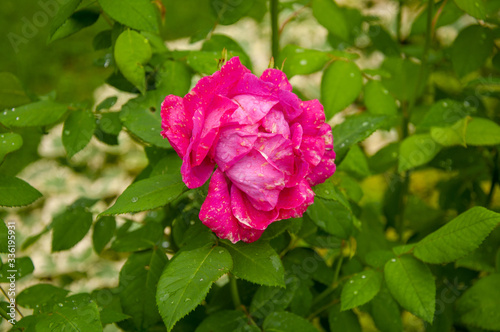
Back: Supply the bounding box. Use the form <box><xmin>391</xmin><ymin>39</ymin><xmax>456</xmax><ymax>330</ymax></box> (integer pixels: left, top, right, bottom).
<box><xmin>0</xmin><ymin>72</ymin><xmax>31</xmax><ymax>109</ymax></box>
<box><xmin>384</xmin><ymin>255</ymin><xmax>435</xmax><ymax>323</ymax></box>
<box><xmin>187</xmin><ymin>51</ymin><xmax>220</xmax><ymax>75</ymax></box>
<box><xmin>430</xmin><ymin>116</ymin><xmax>470</xmax><ymax>147</ymax></box>
<box><xmin>414</xmin><ymin>207</ymin><xmax>500</xmax><ymax>264</ymax></box>
<box><xmin>398</xmin><ymin>134</ymin><xmax>441</xmax><ymax>172</ymax></box>
<box><xmin>119</xmin><ymin>92</ymin><xmax>171</xmax><ymax>148</ymax></box>
<box><xmin>381</xmin><ymin>57</ymin><xmax>425</xmax><ymax>102</ymax></box>
<box><xmin>465</xmin><ymin>117</ymin><xmax>500</xmax><ymax>146</ymax></box>
<box><xmin>332</xmin><ymin>113</ymin><xmax>387</xmax><ymax>163</ymax></box>
<box><xmin>210</xmin><ymin>0</ymin><xmax>255</xmax><ymax>25</ymax></box>
<box><xmin>221</xmin><ymin>240</ymin><xmax>285</xmax><ymax>287</ymax></box>
<box><xmin>263</xmin><ymin>311</ymin><xmax>318</xmax><ymax>332</ymax></box>
<box><xmin>101</xmin><ymin>174</ymin><xmax>186</xmax><ymax>216</ymax></box>
<box><xmin>156</xmin><ymin>246</ymin><xmax>233</xmax><ymax>332</ymax></box>
<box><xmin>156</xmin><ymin>60</ymin><xmax>192</xmax><ymax>97</ymax></box>
<box><xmin>62</xmin><ymin>109</ymin><xmax>96</xmax><ymax>158</ymax></box>
<box><xmin>203</xmin><ymin>34</ymin><xmax>253</xmax><ymax>70</ymax></box>
<box><xmin>451</xmin><ymin>25</ymin><xmax>494</xmax><ymax>78</ymax></box>
<box><xmin>92</xmin><ymin>216</ymin><xmax>116</xmax><ymax>254</ymax></box>
<box><xmin>119</xmin><ymin>249</ymin><xmax>167</xmax><ymax>330</ymax></box>
<box><xmin>364</xmin><ymin>80</ymin><xmax>398</xmax><ymax>116</ymax></box>
<box><xmin>49</xmin><ymin>0</ymin><xmax>82</xmax><ymax>37</ymax></box>
<box><xmin>337</xmin><ymin>145</ymin><xmax>371</xmax><ymax>178</ymax></box>
<box><xmin>329</xmin><ymin>304</ymin><xmax>362</xmax><ymax>332</ymax></box>
<box><xmin>0</xmin><ymin>100</ymin><xmax>67</xmax><ymax>128</ymax></box>
<box><xmin>279</xmin><ymin>45</ymin><xmax>331</xmax><ymax>78</ymax></box>
<box><xmin>456</xmin><ymin>273</ymin><xmax>500</xmax><ymax>330</ymax></box>
<box><xmin>321</xmin><ymin>61</ymin><xmax>362</xmax><ymax>119</ymax></box>
<box><xmin>52</xmin><ymin>205</ymin><xmax>93</xmax><ymax>252</ymax></box>
<box><xmin>419</xmin><ymin>99</ymin><xmax>473</xmax><ymax>129</ymax></box>
<box><xmin>453</xmin><ymin>0</ymin><xmax>487</xmax><ymax>19</ymax></box>
<box><xmin>98</xmin><ymin>0</ymin><xmax>159</xmax><ymax>32</ymax></box>
<box><xmin>0</xmin><ymin>175</ymin><xmax>42</xmax><ymax>207</ymax></box>
<box><xmin>0</xmin><ymin>257</ymin><xmax>34</xmax><ymax>282</ymax></box>
<box><xmin>307</xmin><ymin>198</ymin><xmax>353</xmax><ymax>239</ymax></box>
<box><xmin>114</xmin><ymin>29</ymin><xmax>152</xmax><ymax>94</ymax></box>
<box><xmin>50</xmin><ymin>9</ymin><xmax>100</xmax><ymax>42</ymax></box>
<box><xmin>0</xmin><ymin>133</ymin><xmax>23</xmax><ymax>162</ymax></box>
<box><xmin>341</xmin><ymin>269</ymin><xmax>383</xmax><ymax>311</ymax></box>
<box><xmin>313</xmin><ymin>0</ymin><xmax>349</xmax><ymax>41</ymax></box>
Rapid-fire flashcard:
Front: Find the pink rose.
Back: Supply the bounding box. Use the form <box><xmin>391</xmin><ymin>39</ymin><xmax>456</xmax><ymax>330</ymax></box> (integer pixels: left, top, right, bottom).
<box><xmin>161</xmin><ymin>57</ymin><xmax>336</xmax><ymax>243</ymax></box>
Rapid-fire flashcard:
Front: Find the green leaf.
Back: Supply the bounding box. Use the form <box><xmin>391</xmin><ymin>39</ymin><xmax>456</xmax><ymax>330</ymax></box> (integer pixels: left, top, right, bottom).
<box><xmin>92</xmin><ymin>216</ymin><xmax>116</xmax><ymax>254</ymax></box>
<box><xmin>0</xmin><ymin>219</ymin><xmax>7</xmax><ymax>253</ymax></box>
<box><xmin>278</xmin><ymin>45</ymin><xmax>331</xmax><ymax>78</ymax></box>
<box><xmin>321</xmin><ymin>61</ymin><xmax>362</xmax><ymax>119</ymax></box>
<box><xmin>0</xmin><ymin>257</ymin><xmax>34</xmax><ymax>282</ymax></box>
<box><xmin>98</xmin><ymin>0</ymin><xmax>159</xmax><ymax>32</ymax></box>
<box><xmin>337</xmin><ymin>145</ymin><xmax>371</xmax><ymax>178</ymax></box>
<box><xmin>384</xmin><ymin>255</ymin><xmax>435</xmax><ymax>323</ymax></box>
<box><xmin>111</xmin><ymin>221</ymin><xmax>163</xmax><ymax>252</ymax></box>
<box><xmin>381</xmin><ymin>57</ymin><xmax>426</xmax><ymax>102</ymax></box>
<box><xmin>0</xmin><ymin>175</ymin><xmax>42</xmax><ymax>207</ymax></box>
<box><xmin>419</xmin><ymin>99</ymin><xmax>473</xmax><ymax>129</ymax></box>
<box><xmin>114</xmin><ymin>29</ymin><xmax>152</xmax><ymax>94</ymax></box>
<box><xmin>195</xmin><ymin>310</ymin><xmax>251</xmax><ymax>332</ymax></box>
<box><xmin>156</xmin><ymin>246</ymin><xmax>233</xmax><ymax>332</ymax></box>
<box><xmin>328</xmin><ymin>304</ymin><xmax>362</xmax><ymax>332</ymax></box>
<box><xmin>0</xmin><ymin>72</ymin><xmax>31</xmax><ymax>109</ymax></box>
<box><xmin>368</xmin><ymin>142</ymin><xmax>399</xmax><ymax>174</ymax></box>
<box><xmin>451</xmin><ymin>25</ymin><xmax>494</xmax><ymax>78</ymax></box>
<box><xmin>341</xmin><ymin>269</ymin><xmax>383</xmax><ymax>311</ymax></box>
<box><xmin>0</xmin><ymin>100</ymin><xmax>67</xmax><ymax>128</ymax></box>
<box><xmin>430</xmin><ymin>116</ymin><xmax>469</xmax><ymax>147</ymax></box>
<box><xmin>49</xmin><ymin>0</ymin><xmax>82</xmax><ymax>37</ymax></box>
<box><xmin>282</xmin><ymin>248</ymin><xmax>334</xmax><ymax>286</ymax></box>
<box><xmin>369</xmin><ymin>285</ymin><xmax>402</xmax><ymax>332</ymax></box>
<box><xmin>98</xmin><ymin>112</ymin><xmax>122</xmax><ymax>135</ymax></box>
<box><xmin>17</xmin><ymin>284</ymin><xmax>69</xmax><ymax>309</ymax></box>
<box><xmin>119</xmin><ymin>249</ymin><xmax>168</xmax><ymax>330</ymax></box>
<box><xmin>398</xmin><ymin>134</ymin><xmax>441</xmax><ymax>172</ymax></box>
<box><xmin>0</xmin><ymin>132</ymin><xmax>23</xmax><ymax>162</ymax></box>
<box><xmin>187</xmin><ymin>51</ymin><xmax>220</xmax><ymax>75</ymax></box>
<box><xmin>210</xmin><ymin>0</ymin><xmax>255</xmax><ymax>25</ymax></box>
<box><xmin>62</xmin><ymin>109</ymin><xmax>96</xmax><ymax>158</ymax></box>
<box><xmin>96</xmin><ymin>96</ymin><xmax>117</xmax><ymax>112</ymax></box>
<box><xmin>119</xmin><ymin>92</ymin><xmax>171</xmax><ymax>148</ymax></box>
<box><xmin>313</xmin><ymin>180</ymin><xmax>351</xmax><ymax>212</ymax></box>
<box><xmin>456</xmin><ymin>273</ymin><xmax>500</xmax><ymax>330</ymax></box>
<box><xmin>413</xmin><ymin>207</ymin><xmax>500</xmax><ymax>264</ymax></box>
<box><xmin>50</xmin><ymin>9</ymin><xmax>100</xmax><ymax>42</ymax></box>
<box><xmin>465</xmin><ymin>117</ymin><xmax>500</xmax><ymax>146</ymax></box>
<box><xmin>35</xmin><ymin>297</ymin><xmax>101</xmax><ymax>332</ymax></box>
<box><xmin>52</xmin><ymin>205</ymin><xmax>93</xmax><ymax>252</ymax></box>
<box><xmin>156</xmin><ymin>60</ymin><xmax>192</xmax><ymax>97</ymax></box>
<box><xmin>364</xmin><ymin>80</ymin><xmax>398</xmax><ymax>116</ymax></box>
<box><xmin>203</xmin><ymin>34</ymin><xmax>253</xmax><ymax>70</ymax></box>
<box><xmin>250</xmin><ymin>275</ymin><xmax>299</xmax><ymax>317</ymax></box>
<box><xmin>263</xmin><ymin>311</ymin><xmax>318</xmax><ymax>332</ymax></box>
<box><xmin>221</xmin><ymin>240</ymin><xmax>285</xmax><ymax>287</ymax></box>
<box><xmin>313</xmin><ymin>0</ymin><xmax>349</xmax><ymax>41</ymax></box>
<box><xmin>332</xmin><ymin>113</ymin><xmax>387</xmax><ymax>163</ymax></box>
<box><xmin>101</xmin><ymin>174</ymin><xmax>186</xmax><ymax>216</ymax></box>
<box><xmin>307</xmin><ymin>198</ymin><xmax>353</xmax><ymax>239</ymax></box>
<box><xmin>453</xmin><ymin>0</ymin><xmax>487</xmax><ymax>19</ymax></box>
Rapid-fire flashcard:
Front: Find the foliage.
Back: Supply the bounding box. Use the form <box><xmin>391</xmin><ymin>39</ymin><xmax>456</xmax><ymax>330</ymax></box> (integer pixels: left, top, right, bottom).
<box><xmin>1</xmin><ymin>0</ymin><xmax>500</xmax><ymax>331</ymax></box>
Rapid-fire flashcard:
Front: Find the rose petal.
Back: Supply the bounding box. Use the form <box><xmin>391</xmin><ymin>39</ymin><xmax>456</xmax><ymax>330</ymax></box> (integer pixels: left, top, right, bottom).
<box><xmin>261</xmin><ymin>108</ymin><xmax>290</xmax><ymax>138</ymax></box>
<box><xmin>161</xmin><ymin>95</ymin><xmax>192</xmax><ymax>157</ymax></box>
<box><xmin>181</xmin><ymin>149</ymin><xmax>214</xmax><ymax>188</ymax></box>
<box><xmin>200</xmin><ymin>169</ymin><xmax>264</xmax><ymax>243</ymax></box>
<box><xmin>254</xmin><ymin>134</ymin><xmax>294</xmax><ymax>177</ymax></box>
<box><xmin>231</xmin><ymin>185</ymin><xmax>279</xmax><ymax>230</ymax></box>
<box><xmin>230</xmin><ymin>94</ymin><xmax>278</xmax><ymax>125</ymax></box>
<box><xmin>231</xmin><ymin>73</ymin><xmax>276</xmax><ymax>98</ymax></box>
<box><xmin>306</xmin><ymin>149</ymin><xmax>336</xmax><ymax>186</ymax></box>
<box><xmin>276</xmin><ymin>90</ymin><xmax>303</xmax><ymax>121</ymax></box>
<box><xmin>301</xmin><ymin>135</ymin><xmax>326</xmax><ymax>167</ymax></box>
<box><xmin>215</xmin><ymin>124</ymin><xmax>259</xmax><ymax>171</ymax></box>
<box><xmin>260</xmin><ymin>68</ymin><xmax>293</xmax><ymax>91</ymax></box>
<box><xmin>226</xmin><ymin>149</ymin><xmax>285</xmax><ymax>211</ymax></box>
<box><xmin>294</xmin><ymin>99</ymin><xmax>325</xmax><ymax>135</ymax></box>
<box><xmin>277</xmin><ymin>180</ymin><xmax>315</xmax><ymax>219</ymax></box>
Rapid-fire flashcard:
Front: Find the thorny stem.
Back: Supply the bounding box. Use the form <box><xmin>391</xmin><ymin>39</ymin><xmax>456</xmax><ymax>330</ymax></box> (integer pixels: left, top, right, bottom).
<box><xmin>271</xmin><ymin>0</ymin><xmax>280</xmax><ymax>61</ymax></box>
<box><xmin>0</xmin><ymin>285</ymin><xmax>24</xmax><ymax>319</ymax></box>
<box><xmin>279</xmin><ymin>2</ymin><xmax>311</xmax><ymax>35</ymax></box>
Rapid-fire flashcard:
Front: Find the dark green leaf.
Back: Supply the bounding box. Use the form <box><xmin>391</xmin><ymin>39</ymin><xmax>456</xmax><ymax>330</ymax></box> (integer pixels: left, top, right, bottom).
<box><xmin>0</xmin><ymin>257</ymin><xmax>34</xmax><ymax>282</ymax></box>
<box><xmin>98</xmin><ymin>112</ymin><xmax>122</xmax><ymax>135</ymax></box>
<box><xmin>341</xmin><ymin>269</ymin><xmax>383</xmax><ymax>310</ymax></box>
<box><xmin>114</xmin><ymin>29</ymin><xmax>152</xmax><ymax>94</ymax></box>
<box><xmin>203</xmin><ymin>34</ymin><xmax>252</xmax><ymax>70</ymax></box>
<box><xmin>381</xmin><ymin>57</ymin><xmax>426</xmax><ymax>102</ymax></box>
<box><xmin>187</xmin><ymin>51</ymin><xmax>220</xmax><ymax>75</ymax></box>
<box><xmin>50</xmin><ymin>9</ymin><xmax>100</xmax><ymax>42</ymax></box>
<box><xmin>62</xmin><ymin>109</ymin><xmax>96</xmax><ymax>158</ymax></box>
<box><xmin>453</xmin><ymin>0</ymin><xmax>487</xmax><ymax>19</ymax></box>
<box><xmin>414</xmin><ymin>207</ymin><xmax>500</xmax><ymax>264</ymax></box>
<box><xmin>263</xmin><ymin>311</ymin><xmax>318</xmax><ymax>332</ymax></box>
<box><xmin>155</xmin><ymin>60</ymin><xmax>192</xmax><ymax>97</ymax></box>
<box><xmin>0</xmin><ymin>100</ymin><xmax>67</xmax><ymax>128</ymax></box>
<box><xmin>0</xmin><ymin>72</ymin><xmax>31</xmax><ymax>109</ymax></box>
<box><xmin>17</xmin><ymin>284</ymin><xmax>69</xmax><ymax>309</ymax></box>
<box><xmin>111</xmin><ymin>221</ymin><xmax>163</xmax><ymax>252</ymax></box>
<box><xmin>418</xmin><ymin>99</ymin><xmax>473</xmax><ymax>129</ymax></box>
<box><xmin>120</xmin><ymin>249</ymin><xmax>168</xmax><ymax>330</ymax></box>
<box><xmin>451</xmin><ymin>25</ymin><xmax>494</xmax><ymax>77</ymax></box>
<box><xmin>101</xmin><ymin>174</ymin><xmax>186</xmax><ymax>216</ymax></box>
<box><xmin>328</xmin><ymin>304</ymin><xmax>362</xmax><ymax>332</ymax></box>
<box><xmin>368</xmin><ymin>142</ymin><xmax>399</xmax><ymax>174</ymax></box>
<box><xmin>282</xmin><ymin>248</ymin><xmax>334</xmax><ymax>286</ymax></box>
<box><xmin>313</xmin><ymin>0</ymin><xmax>349</xmax><ymax>41</ymax></box>
<box><xmin>156</xmin><ymin>246</ymin><xmax>233</xmax><ymax>332</ymax></box>
<box><xmin>0</xmin><ymin>175</ymin><xmax>42</xmax><ymax>207</ymax></box>
<box><xmin>369</xmin><ymin>285</ymin><xmax>402</xmax><ymax>332</ymax></box>
<box><xmin>92</xmin><ymin>216</ymin><xmax>116</xmax><ymax>254</ymax></box>
<box><xmin>210</xmin><ymin>0</ymin><xmax>255</xmax><ymax>25</ymax></box>
<box><xmin>49</xmin><ymin>0</ymin><xmax>82</xmax><ymax>38</ymax></box>
<box><xmin>0</xmin><ymin>132</ymin><xmax>23</xmax><ymax>162</ymax></box>
<box><xmin>456</xmin><ymin>273</ymin><xmax>500</xmax><ymax>330</ymax></box>
<box><xmin>195</xmin><ymin>310</ymin><xmax>251</xmax><ymax>332</ymax></box>
<box><xmin>0</xmin><ymin>219</ymin><xmax>7</xmax><ymax>253</ymax></box>
<box><xmin>98</xmin><ymin>0</ymin><xmax>159</xmax><ymax>32</ymax></box>
<box><xmin>321</xmin><ymin>60</ymin><xmax>362</xmax><ymax>119</ymax></box>
<box><xmin>337</xmin><ymin>145</ymin><xmax>371</xmax><ymax>178</ymax></box>
<box><xmin>221</xmin><ymin>240</ymin><xmax>285</xmax><ymax>287</ymax></box>
<box><xmin>384</xmin><ymin>255</ymin><xmax>435</xmax><ymax>323</ymax></box>
<box><xmin>96</xmin><ymin>96</ymin><xmax>117</xmax><ymax>111</ymax></box>
<box><xmin>93</xmin><ymin>29</ymin><xmax>112</xmax><ymax>50</ymax></box>
<box><xmin>307</xmin><ymin>198</ymin><xmax>353</xmax><ymax>239</ymax></box>
<box><xmin>279</xmin><ymin>45</ymin><xmax>331</xmax><ymax>78</ymax></box>
<box><xmin>52</xmin><ymin>205</ymin><xmax>93</xmax><ymax>252</ymax></box>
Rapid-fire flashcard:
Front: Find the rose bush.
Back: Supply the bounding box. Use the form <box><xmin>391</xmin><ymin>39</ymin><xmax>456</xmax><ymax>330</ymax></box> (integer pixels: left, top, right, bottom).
<box><xmin>161</xmin><ymin>57</ymin><xmax>336</xmax><ymax>243</ymax></box>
